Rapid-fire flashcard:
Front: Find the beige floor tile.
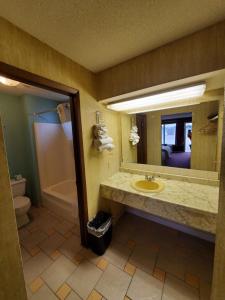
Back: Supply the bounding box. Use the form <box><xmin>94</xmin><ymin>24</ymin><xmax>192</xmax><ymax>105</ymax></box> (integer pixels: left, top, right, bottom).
<box><xmin>30</xmin><ymin>277</ymin><xmax>44</xmax><ymax>293</ymax></box>
<box><xmin>129</xmin><ymin>245</ymin><xmax>157</xmax><ymax>274</ymax></box>
<box><xmin>126</xmin><ymin>240</ymin><xmax>136</xmax><ymax>250</ymax></box>
<box><xmin>67</xmin><ymin>260</ymin><xmax>102</xmax><ymax>299</ymax></box>
<box><xmin>39</xmin><ymin>232</ymin><xmax>65</xmax><ymax>255</ymax></box>
<box><xmin>185</xmin><ymin>273</ymin><xmax>200</xmax><ymax>289</ymax></box>
<box><xmin>23</xmin><ymin>252</ymin><xmax>52</xmax><ymax>284</ymax></box>
<box><xmin>104</xmin><ymin>241</ymin><xmax>132</xmax><ymax>269</ymax></box>
<box><xmin>28</xmin><ymin>246</ymin><xmax>41</xmax><ymax>257</ymax></box>
<box><xmin>87</xmin><ymin>290</ymin><xmax>103</xmax><ymax>300</ymax></box>
<box><xmin>50</xmin><ymin>250</ymin><xmax>62</xmax><ymax>260</ymax></box>
<box><xmin>79</xmin><ymin>248</ymin><xmax>101</xmax><ymax>265</ymax></box>
<box><xmin>200</xmin><ymin>281</ymin><xmax>211</xmax><ymax>300</ymax></box>
<box><xmin>56</xmin><ymin>283</ymin><xmax>71</xmax><ymax>300</ymax></box>
<box><xmin>127</xmin><ymin>269</ymin><xmax>163</xmax><ymax>300</ymax></box>
<box><xmin>60</xmin><ymin>235</ymin><xmax>82</xmax><ymax>260</ymax></box>
<box><xmin>41</xmin><ymin>255</ymin><xmax>76</xmax><ymax>292</ymax></box>
<box><xmin>29</xmin><ymin>284</ymin><xmax>58</xmax><ymax>300</ymax></box>
<box><xmin>162</xmin><ymin>274</ymin><xmax>199</xmax><ymax>300</ymax></box>
<box><xmin>156</xmin><ymin>247</ymin><xmax>186</xmax><ymax>280</ymax></box>
<box><xmin>97</xmin><ymin>258</ymin><xmax>109</xmax><ymax>271</ymax></box>
<box><xmin>54</xmin><ymin>220</ymin><xmax>74</xmax><ymax>235</ymax></box>
<box><xmin>71</xmin><ymin>224</ymin><xmax>81</xmax><ymax>236</ymax></box>
<box><xmin>73</xmin><ymin>252</ymin><xmax>84</xmax><ymax>265</ymax></box>
<box><xmin>64</xmin><ymin>231</ymin><xmax>73</xmax><ymax>239</ymax></box>
<box><xmin>124</xmin><ymin>262</ymin><xmax>136</xmax><ymax>276</ymax></box>
<box><xmin>26</xmin><ymin>284</ymin><xmax>33</xmax><ymax>299</ymax></box>
<box><xmin>66</xmin><ymin>290</ymin><xmax>82</xmax><ymax>300</ymax></box>
<box><xmin>19</xmin><ymin>227</ymin><xmax>30</xmax><ymax>241</ymax></box>
<box><xmin>153</xmin><ymin>267</ymin><xmax>166</xmax><ymax>282</ymax></box>
<box><xmin>21</xmin><ymin>246</ymin><xmax>31</xmax><ymax>263</ymax></box>
<box><xmin>21</xmin><ymin>229</ymin><xmax>48</xmax><ymax>250</ymax></box>
<box><xmin>96</xmin><ymin>264</ymin><xmax>131</xmax><ymax>300</ymax></box>
<box><xmin>186</xmin><ymin>253</ymin><xmax>213</xmax><ymax>283</ymax></box>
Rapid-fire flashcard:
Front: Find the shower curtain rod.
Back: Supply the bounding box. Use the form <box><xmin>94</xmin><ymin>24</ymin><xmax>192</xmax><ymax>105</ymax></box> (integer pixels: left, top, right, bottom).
<box><xmin>29</xmin><ymin>102</ymin><xmax>70</xmax><ymax>116</ymax></box>
<box><xmin>29</xmin><ymin>107</ymin><xmax>58</xmax><ymax>116</ymax></box>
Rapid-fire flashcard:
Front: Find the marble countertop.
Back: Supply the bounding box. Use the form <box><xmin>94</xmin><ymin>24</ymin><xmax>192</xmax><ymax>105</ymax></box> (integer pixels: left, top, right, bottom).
<box><xmin>100</xmin><ymin>172</ymin><xmax>219</xmax><ymax>233</ymax></box>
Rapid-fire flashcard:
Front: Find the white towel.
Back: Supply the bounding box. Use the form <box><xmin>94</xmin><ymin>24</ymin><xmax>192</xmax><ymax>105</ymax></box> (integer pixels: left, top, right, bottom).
<box><xmin>94</xmin><ymin>137</ymin><xmax>113</xmax><ymax>146</ymax></box>
<box><xmin>129</xmin><ymin>125</ymin><xmax>140</xmax><ymax>146</ymax></box>
<box><xmin>98</xmin><ymin>143</ymin><xmax>115</xmax><ymax>152</ymax></box>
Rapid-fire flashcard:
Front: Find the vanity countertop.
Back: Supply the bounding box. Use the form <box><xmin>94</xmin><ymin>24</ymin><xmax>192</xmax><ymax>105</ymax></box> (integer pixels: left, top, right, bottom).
<box><xmin>100</xmin><ymin>172</ymin><xmax>219</xmax><ymax>233</ymax></box>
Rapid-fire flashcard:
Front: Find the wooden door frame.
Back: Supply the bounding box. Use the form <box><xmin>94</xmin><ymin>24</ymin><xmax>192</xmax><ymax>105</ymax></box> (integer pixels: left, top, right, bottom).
<box><xmin>0</xmin><ymin>61</ymin><xmax>89</xmax><ymax>246</ymax></box>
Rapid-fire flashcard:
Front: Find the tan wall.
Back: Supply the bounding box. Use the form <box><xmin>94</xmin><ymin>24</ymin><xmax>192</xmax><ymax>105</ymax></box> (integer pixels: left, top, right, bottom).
<box><xmin>97</xmin><ymin>21</ymin><xmax>225</xmax><ymax>100</ymax></box>
<box><xmin>0</xmin><ymin>119</ymin><xmax>27</xmax><ymax>299</ymax></box>
<box><xmin>146</xmin><ymin>101</ymin><xmax>220</xmax><ymax>171</ymax></box>
<box><xmin>0</xmin><ymin>17</ymin><xmax>121</xmax><ymax>299</ymax></box>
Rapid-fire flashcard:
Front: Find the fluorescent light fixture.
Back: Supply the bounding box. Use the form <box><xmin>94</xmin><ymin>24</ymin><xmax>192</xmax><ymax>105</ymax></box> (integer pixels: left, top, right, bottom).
<box><xmin>107</xmin><ymin>82</ymin><xmax>206</xmax><ymax>113</ymax></box>
<box><xmin>0</xmin><ymin>76</ymin><xmax>20</xmax><ymax>87</ymax></box>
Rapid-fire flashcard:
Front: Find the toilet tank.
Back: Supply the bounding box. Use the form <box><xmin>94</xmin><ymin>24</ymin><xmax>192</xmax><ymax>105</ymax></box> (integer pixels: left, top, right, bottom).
<box><xmin>10</xmin><ymin>178</ymin><xmax>26</xmax><ymax>197</ymax></box>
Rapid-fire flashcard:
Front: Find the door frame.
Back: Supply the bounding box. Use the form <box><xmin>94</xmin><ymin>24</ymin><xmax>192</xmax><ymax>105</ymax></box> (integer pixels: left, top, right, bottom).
<box><xmin>0</xmin><ymin>61</ymin><xmax>89</xmax><ymax>246</ymax></box>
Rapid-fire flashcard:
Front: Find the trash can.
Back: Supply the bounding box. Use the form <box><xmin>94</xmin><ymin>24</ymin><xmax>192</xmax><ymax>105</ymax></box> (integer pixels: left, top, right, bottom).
<box><xmin>87</xmin><ymin>211</ymin><xmax>112</xmax><ymax>255</ymax></box>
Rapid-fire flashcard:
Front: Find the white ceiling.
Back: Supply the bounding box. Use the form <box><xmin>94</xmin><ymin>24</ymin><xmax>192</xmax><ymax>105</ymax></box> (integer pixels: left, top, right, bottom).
<box><xmin>0</xmin><ymin>81</ymin><xmax>69</xmax><ymax>101</ymax></box>
<box><xmin>0</xmin><ymin>1</ymin><xmax>225</xmax><ymax>72</ymax></box>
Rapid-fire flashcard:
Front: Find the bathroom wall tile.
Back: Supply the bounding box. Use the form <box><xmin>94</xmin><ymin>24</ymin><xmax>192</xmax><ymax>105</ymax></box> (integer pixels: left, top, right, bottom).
<box><xmin>162</xmin><ymin>274</ymin><xmax>199</xmax><ymax>300</ymax></box>
<box><xmin>29</xmin><ymin>284</ymin><xmax>58</xmax><ymax>300</ymax></box>
<box><xmin>96</xmin><ymin>264</ymin><xmax>131</xmax><ymax>300</ymax></box>
<box><xmin>104</xmin><ymin>241</ymin><xmax>132</xmax><ymax>269</ymax></box>
<box><xmin>41</xmin><ymin>255</ymin><xmax>76</xmax><ymax>292</ymax></box>
<box><xmin>59</xmin><ymin>235</ymin><xmax>82</xmax><ymax>260</ymax></box>
<box><xmin>129</xmin><ymin>245</ymin><xmax>158</xmax><ymax>274</ymax></box>
<box><xmin>127</xmin><ymin>269</ymin><xmax>163</xmax><ymax>300</ymax></box>
<box><xmin>23</xmin><ymin>252</ymin><xmax>52</xmax><ymax>284</ymax></box>
<box><xmin>39</xmin><ymin>232</ymin><xmax>65</xmax><ymax>256</ymax></box>
<box><xmin>67</xmin><ymin>260</ymin><xmax>102</xmax><ymax>299</ymax></box>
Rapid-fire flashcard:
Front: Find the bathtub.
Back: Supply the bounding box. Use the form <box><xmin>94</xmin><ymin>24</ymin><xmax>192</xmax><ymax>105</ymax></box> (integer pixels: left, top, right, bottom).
<box><xmin>42</xmin><ymin>179</ymin><xmax>78</xmax><ymax>224</ymax></box>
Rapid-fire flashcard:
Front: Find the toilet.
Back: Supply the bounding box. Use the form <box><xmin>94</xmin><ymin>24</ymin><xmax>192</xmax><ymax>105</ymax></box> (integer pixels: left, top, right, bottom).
<box><xmin>11</xmin><ymin>178</ymin><xmax>31</xmax><ymax>228</ymax></box>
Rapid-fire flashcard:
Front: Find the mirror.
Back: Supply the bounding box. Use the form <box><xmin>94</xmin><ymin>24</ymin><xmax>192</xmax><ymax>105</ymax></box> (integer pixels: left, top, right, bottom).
<box><xmin>121</xmin><ymin>98</ymin><xmax>223</xmax><ymax>172</ymax></box>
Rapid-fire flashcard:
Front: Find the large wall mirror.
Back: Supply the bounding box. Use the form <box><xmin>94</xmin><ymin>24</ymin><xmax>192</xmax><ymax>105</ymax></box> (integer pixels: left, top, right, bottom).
<box><xmin>121</xmin><ymin>88</ymin><xmax>224</xmax><ymax>172</ymax></box>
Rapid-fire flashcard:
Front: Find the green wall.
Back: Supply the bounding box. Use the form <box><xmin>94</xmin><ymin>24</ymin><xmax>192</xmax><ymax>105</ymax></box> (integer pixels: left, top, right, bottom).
<box><xmin>0</xmin><ymin>92</ymin><xmax>60</xmax><ymax>205</ymax></box>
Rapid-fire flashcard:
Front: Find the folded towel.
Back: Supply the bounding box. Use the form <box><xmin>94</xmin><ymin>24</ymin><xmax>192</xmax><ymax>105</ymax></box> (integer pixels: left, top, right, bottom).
<box><xmin>98</xmin><ymin>143</ymin><xmax>115</xmax><ymax>152</ymax></box>
<box><xmin>94</xmin><ymin>137</ymin><xmax>113</xmax><ymax>146</ymax></box>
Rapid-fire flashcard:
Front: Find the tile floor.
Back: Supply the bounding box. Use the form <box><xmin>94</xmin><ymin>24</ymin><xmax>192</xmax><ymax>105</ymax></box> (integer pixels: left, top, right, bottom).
<box><xmin>19</xmin><ymin>207</ymin><xmax>214</xmax><ymax>300</ymax></box>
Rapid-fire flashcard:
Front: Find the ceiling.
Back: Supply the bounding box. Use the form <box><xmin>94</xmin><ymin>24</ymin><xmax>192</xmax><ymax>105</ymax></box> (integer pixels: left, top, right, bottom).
<box><xmin>0</xmin><ymin>80</ymin><xmax>69</xmax><ymax>101</ymax></box>
<box><xmin>0</xmin><ymin>1</ymin><xmax>225</xmax><ymax>72</ymax></box>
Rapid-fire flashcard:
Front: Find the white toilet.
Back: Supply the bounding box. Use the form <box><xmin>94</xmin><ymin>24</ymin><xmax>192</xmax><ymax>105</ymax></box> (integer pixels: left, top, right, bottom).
<box><xmin>11</xmin><ymin>178</ymin><xmax>31</xmax><ymax>228</ymax></box>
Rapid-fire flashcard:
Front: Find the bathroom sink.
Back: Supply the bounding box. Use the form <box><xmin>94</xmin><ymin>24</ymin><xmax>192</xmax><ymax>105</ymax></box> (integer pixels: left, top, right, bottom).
<box><xmin>131</xmin><ymin>179</ymin><xmax>164</xmax><ymax>193</ymax></box>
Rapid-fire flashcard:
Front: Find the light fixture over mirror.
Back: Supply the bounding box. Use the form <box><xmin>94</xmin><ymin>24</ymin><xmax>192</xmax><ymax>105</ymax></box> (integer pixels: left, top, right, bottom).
<box><xmin>107</xmin><ymin>82</ymin><xmax>206</xmax><ymax>114</ymax></box>
<box><xmin>0</xmin><ymin>76</ymin><xmax>20</xmax><ymax>87</ymax></box>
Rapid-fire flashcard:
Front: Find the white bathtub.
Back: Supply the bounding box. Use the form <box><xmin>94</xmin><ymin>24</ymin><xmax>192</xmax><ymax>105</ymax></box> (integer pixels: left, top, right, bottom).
<box><xmin>42</xmin><ymin>179</ymin><xmax>78</xmax><ymax>224</ymax></box>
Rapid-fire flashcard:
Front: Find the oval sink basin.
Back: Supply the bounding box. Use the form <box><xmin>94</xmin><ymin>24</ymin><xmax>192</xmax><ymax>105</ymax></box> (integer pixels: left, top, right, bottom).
<box><xmin>131</xmin><ymin>179</ymin><xmax>164</xmax><ymax>193</ymax></box>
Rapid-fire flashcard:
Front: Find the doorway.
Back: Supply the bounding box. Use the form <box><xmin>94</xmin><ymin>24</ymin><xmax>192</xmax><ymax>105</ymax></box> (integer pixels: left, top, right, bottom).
<box><xmin>0</xmin><ymin>62</ymin><xmax>88</xmax><ymax>246</ymax></box>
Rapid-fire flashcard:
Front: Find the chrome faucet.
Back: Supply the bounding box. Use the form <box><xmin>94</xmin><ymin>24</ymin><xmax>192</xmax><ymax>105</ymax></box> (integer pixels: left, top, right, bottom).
<box><xmin>145</xmin><ymin>174</ymin><xmax>155</xmax><ymax>181</ymax></box>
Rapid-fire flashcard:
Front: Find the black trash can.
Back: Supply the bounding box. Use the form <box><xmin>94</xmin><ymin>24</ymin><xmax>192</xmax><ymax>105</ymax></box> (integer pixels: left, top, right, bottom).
<box><xmin>87</xmin><ymin>211</ymin><xmax>112</xmax><ymax>255</ymax></box>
